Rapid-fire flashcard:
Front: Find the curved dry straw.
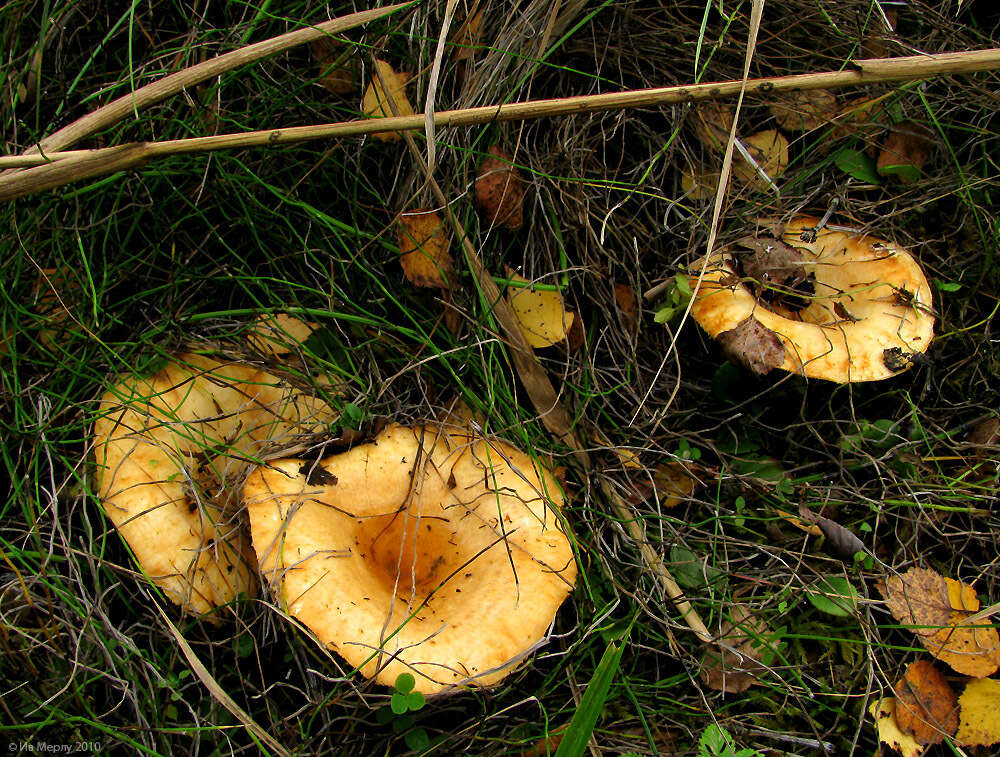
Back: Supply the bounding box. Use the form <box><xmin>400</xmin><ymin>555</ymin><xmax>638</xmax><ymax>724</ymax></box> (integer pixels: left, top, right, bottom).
<box><xmin>1</xmin><ymin>48</ymin><xmax>999</xmax><ymax>201</ymax></box>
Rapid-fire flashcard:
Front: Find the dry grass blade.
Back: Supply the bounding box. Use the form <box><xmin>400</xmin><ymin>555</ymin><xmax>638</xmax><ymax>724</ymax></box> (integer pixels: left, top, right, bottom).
<box><xmin>4</xmin><ymin>48</ymin><xmax>1000</xmax><ymax>200</ymax></box>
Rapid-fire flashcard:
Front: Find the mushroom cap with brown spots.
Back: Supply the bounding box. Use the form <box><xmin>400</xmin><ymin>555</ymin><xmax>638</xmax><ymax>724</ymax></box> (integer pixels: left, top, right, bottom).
<box><xmin>688</xmin><ymin>215</ymin><xmax>934</xmax><ymax>382</ymax></box>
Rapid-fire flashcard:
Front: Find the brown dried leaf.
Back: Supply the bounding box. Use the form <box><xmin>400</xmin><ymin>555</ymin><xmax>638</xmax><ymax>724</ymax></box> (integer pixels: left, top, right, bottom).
<box><xmin>681</xmin><ymin>164</ymin><xmax>722</xmax><ymax>203</ymax></box>
<box><xmin>737</xmin><ymin>236</ymin><xmax>812</xmax><ymax>296</ymax></box>
<box><xmin>797</xmin><ymin>505</ymin><xmax>866</xmax><ymax>558</ymax></box>
<box><xmin>769</xmin><ymin>89</ymin><xmax>838</xmax><ymax>132</ymax></box>
<box><xmin>716</xmin><ymin>316</ymin><xmax>786</xmax><ymax>376</ymax></box>
<box><xmin>564</xmin><ymin>308</ymin><xmax>585</xmax><ymax>353</ymax></box>
<box><xmin>967</xmin><ymin>416</ymin><xmax>1000</xmax><ymax>448</ymax></box>
<box><xmin>506</xmin><ymin>272</ymin><xmax>574</xmax><ymax>349</ymax></box>
<box><xmin>870</xmin><ymin>698</ymin><xmax>926</xmax><ymax>757</ymax></box>
<box><xmin>877</xmin><ymin>121</ymin><xmax>933</xmax><ymax>184</ymax></box>
<box><xmin>397</xmin><ymin>209</ymin><xmax>453</xmax><ymax>289</ymax></box>
<box><xmin>892</xmin><ymin>660</ymin><xmax>959</xmax><ymax>745</ymax></box>
<box><xmin>881</xmin><ymin>567</ymin><xmax>953</xmax><ymax>637</ymax></box>
<box><xmin>451</xmin><ymin>9</ymin><xmax>482</xmax><ymax>64</ymax></box>
<box><xmin>475</xmin><ymin>145</ymin><xmax>525</xmax><ymax>230</ymax></box>
<box><xmin>613</xmin><ymin>282</ymin><xmax>637</xmax><ymax>331</ymax></box>
<box><xmin>311</xmin><ymin>38</ymin><xmax>356</xmax><ymax>95</ymax></box>
<box><xmin>692</xmin><ymin>102</ymin><xmax>734</xmax><ymax>153</ymax></box>
<box><xmin>882</xmin><ymin>568</ymin><xmax>1000</xmax><ymax>676</ymax></box>
<box><xmin>361</xmin><ymin>60</ymin><xmax>415</xmax><ymax>141</ymax></box>
<box><xmin>699</xmin><ymin>605</ymin><xmax>773</xmax><ymax>693</ymax></box>
<box><xmin>831</xmin><ymin>95</ymin><xmax>888</xmax><ymax>140</ymax></box>
<box><xmin>733</xmin><ymin>130</ymin><xmax>789</xmax><ymax>190</ymax></box>
<box><xmin>956</xmin><ymin>676</ymin><xmax>1000</xmax><ymax>747</ymax></box>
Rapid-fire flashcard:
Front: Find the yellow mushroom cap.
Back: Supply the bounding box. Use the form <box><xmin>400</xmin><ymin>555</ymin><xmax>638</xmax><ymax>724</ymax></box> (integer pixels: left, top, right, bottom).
<box><xmin>243</xmin><ymin>424</ymin><xmax>577</xmax><ymax>695</ymax></box>
<box><xmin>688</xmin><ymin>216</ymin><xmax>934</xmax><ymax>382</ymax></box>
<box><xmin>92</xmin><ymin>353</ymin><xmax>335</xmax><ymax>617</ymax></box>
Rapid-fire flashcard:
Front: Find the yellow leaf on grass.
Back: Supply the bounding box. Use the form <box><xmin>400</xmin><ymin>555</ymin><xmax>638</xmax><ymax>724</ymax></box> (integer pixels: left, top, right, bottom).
<box><xmin>733</xmin><ymin>130</ymin><xmax>789</xmax><ymax>190</ymax></box>
<box><xmin>246</xmin><ymin>314</ymin><xmax>319</xmax><ymax>358</ymax></box>
<box><xmin>397</xmin><ymin>209</ymin><xmax>453</xmax><ymax>289</ymax></box>
<box><xmin>869</xmin><ymin>698</ymin><xmax>925</xmax><ymax>757</ymax></box>
<box><xmin>956</xmin><ymin>676</ymin><xmax>1000</xmax><ymax>747</ymax></box>
<box><xmin>361</xmin><ymin>60</ymin><xmax>414</xmax><ymax>141</ymax></box>
<box><xmin>507</xmin><ymin>273</ymin><xmax>574</xmax><ymax>349</ymax></box>
<box><xmin>653</xmin><ymin>463</ymin><xmax>697</xmax><ymax>509</ymax></box>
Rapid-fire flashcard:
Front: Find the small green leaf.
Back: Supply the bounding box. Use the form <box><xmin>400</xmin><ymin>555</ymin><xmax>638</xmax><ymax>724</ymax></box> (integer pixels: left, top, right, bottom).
<box><xmin>654</xmin><ymin>305</ymin><xmax>677</xmax><ymax>324</ymax></box>
<box><xmin>376</xmin><ymin>706</ymin><xmax>394</xmax><ymax>725</ymax></box>
<box><xmin>933</xmin><ymin>278</ymin><xmax>961</xmax><ymax>293</ymax></box>
<box><xmin>833</xmin><ymin>148</ymin><xmax>881</xmax><ymax>184</ymax></box>
<box><xmin>391</xmin><ymin>714</ymin><xmax>414</xmax><ymax>734</ymax></box>
<box><xmin>670</xmin><ymin>546</ymin><xmax>704</xmax><ymax>589</ymax></box>
<box><xmin>394</xmin><ymin>672</ymin><xmax>416</xmax><ymax>695</ymax></box>
<box><xmin>234</xmin><ymin>633</ymin><xmax>254</xmax><ymax>659</ymax></box>
<box><xmin>674</xmin><ymin>272</ymin><xmax>692</xmax><ymax>296</ymax></box>
<box><xmin>805</xmin><ymin>576</ymin><xmax>859</xmax><ymax>617</ymax></box>
<box><xmin>877</xmin><ymin>162</ymin><xmax>921</xmax><ymax>183</ymax></box>
<box><xmin>342</xmin><ymin>402</ymin><xmax>365</xmax><ymax>430</ymax></box>
<box><xmin>390</xmin><ymin>692</ymin><xmax>409</xmax><ymax>715</ymax></box>
<box><xmin>404</xmin><ymin>728</ymin><xmax>430</xmax><ymax>752</ymax></box>
<box><xmin>406</xmin><ymin>691</ymin><xmax>425</xmax><ymax>711</ymax></box>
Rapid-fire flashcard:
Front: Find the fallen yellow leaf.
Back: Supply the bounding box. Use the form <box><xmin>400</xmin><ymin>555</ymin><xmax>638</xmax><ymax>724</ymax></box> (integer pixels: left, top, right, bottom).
<box><xmin>869</xmin><ymin>697</ymin><xmax>925</xmax><ymax>757</ymax></box>
<box><xmin>506</xmin><ymin>272</ymin><xmax>574</xmax><ymax>349</ymax></box>
<box><xmin>397</xmin><ymin>209</ymin><xmax>453</xmax><ymax>289</ymax></box>
<box><xmin>956</xmin><ymin>676</ymin><xmax>1000</xmax><ymax>747</ymax></box>
<box><xmin>733</xmin><ymin>130</ymin><xmax>789</xmax><ymax>190</ymax></box>
<box><xmin>361</xmin><ymin>59</ymin><xmax>415</xmax><ymax>141</ymax></box>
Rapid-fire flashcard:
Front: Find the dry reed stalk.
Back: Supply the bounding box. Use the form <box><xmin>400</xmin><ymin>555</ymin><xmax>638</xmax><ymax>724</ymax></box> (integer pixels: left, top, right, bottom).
<box><xmin>2</xmin><ymin>48</ymin><xmax>999</xmax><ymax>201</ymax></box>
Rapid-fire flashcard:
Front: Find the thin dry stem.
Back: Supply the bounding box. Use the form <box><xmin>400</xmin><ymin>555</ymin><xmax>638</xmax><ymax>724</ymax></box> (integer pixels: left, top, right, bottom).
<box><xmin>2</xmin><ymin>47</ymin><xmax>999</xmax><ymax>201</ymax></box>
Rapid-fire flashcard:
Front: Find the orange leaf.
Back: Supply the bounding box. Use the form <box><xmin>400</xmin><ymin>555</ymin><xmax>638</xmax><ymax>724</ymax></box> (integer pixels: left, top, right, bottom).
<box><xmin>397</xmin><ymin>209</ymin><xmax>453</xmax><ymax>289</ymax></box>
<box><xmin>892</xmin><ymin>660</ymin><xmax>958</xmax><ymax>745</ymax></box>
<box><xmin>881</xmin><ymin>567</ymin><xmax>1000</xmax><ymax>677</ymax></box>
<box><xmin>475</xmin><ymin>145</ymin><xmax>525</xmax><ymax>230</ymax></box>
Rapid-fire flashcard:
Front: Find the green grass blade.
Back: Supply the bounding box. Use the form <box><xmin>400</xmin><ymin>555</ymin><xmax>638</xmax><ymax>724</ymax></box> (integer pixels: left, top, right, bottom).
<box><xmin>554</xmin><ymin>623</ymin><xmax>632</xmax><ymax>757</ymax></box>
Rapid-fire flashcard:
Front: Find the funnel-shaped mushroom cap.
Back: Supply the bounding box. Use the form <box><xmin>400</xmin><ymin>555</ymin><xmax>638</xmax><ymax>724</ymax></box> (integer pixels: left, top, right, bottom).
<box><xmin>92</xmin><ymin>353</ymin><xmax>335</xmax><ymax>616</ymax></box>
<box><xmin>689</xmin><ymin>216</ymin><xmax>934</xmax><ymax>382</ymax></box>
<box><xmin>244</xmin><ymin>424</ymin><xmax>577</xmax><ymax>695</ymax></box>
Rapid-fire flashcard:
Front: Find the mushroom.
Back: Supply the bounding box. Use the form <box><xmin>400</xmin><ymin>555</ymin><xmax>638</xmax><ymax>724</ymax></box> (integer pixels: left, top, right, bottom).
<box><xmin>93</xmin><ymin>352</ymin><xmax>335</xmax><ymax>617</ymax></box>
<box><xmin>243</xmin><ymin>424</ymin><xmax>577</xmax><ymax>694</ymax></box>
<box><xmin>688</xmin><ymin>216</ymin><xmax>934</xmax><ymax>382</ymax></box>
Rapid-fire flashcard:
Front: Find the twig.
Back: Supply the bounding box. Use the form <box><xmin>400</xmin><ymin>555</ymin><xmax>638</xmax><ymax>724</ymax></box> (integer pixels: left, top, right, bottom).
<box><xmin>2</xmin><ymin>47</ymin><xmax>999</xmax><ymax>200</ymax></box>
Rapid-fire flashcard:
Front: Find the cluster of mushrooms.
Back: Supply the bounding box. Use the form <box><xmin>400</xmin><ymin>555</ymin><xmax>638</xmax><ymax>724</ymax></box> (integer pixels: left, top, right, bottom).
<box><xmin>92</xmin><ymin>317</ymin><xmax>576</xmax><ymax>695</ymax></box>
<box><xmin>91</xmin><ymin>216</ymin><xmax>933</xmax><ymax>695</ymax></box>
